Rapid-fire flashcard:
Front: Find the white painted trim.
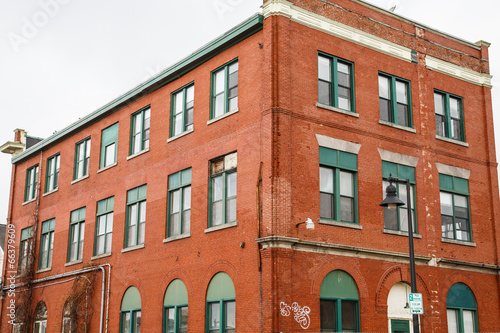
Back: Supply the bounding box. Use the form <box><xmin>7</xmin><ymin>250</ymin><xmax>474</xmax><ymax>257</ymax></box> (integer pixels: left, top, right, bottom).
<box><xmin>378</xmin><ymin>149</ymin><xmax>418</xmax><ymax>167</ymax></box>
<box><xmin>435</xmin><ymin>162</ymin><xmax>471</xmax><ymax>179</ymax></box>
<box><xmin>316</xmin><ymin>134</ymin><xmax>361</xmax><ymax>154</ymax></box>
<box><xmin>316</xmin><ymin>102</ymin><xmax>359</xmax><ymax>118</ymax></box>
<box><xmin>319</xmin><ymin>219</ymin><xmax>362</xmax><ymax>230</ymax></box>
<box><xmin>263</xmin><ymin>0</ymin><xmax>413</xmax><ymax>62</ymax></box>
<box><xmin>378</xmin><ymin>119</ymin><xmax>416</xmax><ymax>133</ymax></box>
<box><xmin>426</xmin><ymin>56</ymin><xmax>493</xmax><ymax>88</ymax></box>
<box><xmin>435</xmin><ymin>135</ymin><xmax>469</xmax><ymax>147</ymax></box>
<box><xmin>167</xmin><ymin>128</ymin><xmax>194</xmax><ymax>143</ymax></box>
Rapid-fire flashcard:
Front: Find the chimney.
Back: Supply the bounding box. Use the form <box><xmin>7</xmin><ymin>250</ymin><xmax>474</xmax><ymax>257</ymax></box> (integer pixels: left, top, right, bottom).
<box><xmin>0</xmin><ymin>128</ymin><xmax>27</xmax><ymax>156</ymax></box>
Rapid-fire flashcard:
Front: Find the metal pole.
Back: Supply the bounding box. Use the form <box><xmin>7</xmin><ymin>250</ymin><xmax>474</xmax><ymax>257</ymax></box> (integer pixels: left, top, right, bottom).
<box><xmin>406</xmin><ymin>179</ymin><xmax>420</xmax><ymax>333</ymax></box>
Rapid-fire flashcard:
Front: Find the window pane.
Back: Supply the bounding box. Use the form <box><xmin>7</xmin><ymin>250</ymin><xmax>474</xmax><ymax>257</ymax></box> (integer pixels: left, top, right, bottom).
<box><xmin>441</xmin><ymin>215</ymin><xmax>454</xmax><ymax>239</ymax></box>
<box><xmin>320</xmin><ymin>193</ymin><xmax>334</xmax><ymax>220</ymax></box>
<box><xmin>447</xmin><ymin>309</ymin><xmax>459</xmax><ymax>333</ymax></box>
<box><xmin>228</xmin><ymin>70</ymin><xmax>238</xmax><ymax>90</ymax></box>
<box><xmin>378</xmin><ymin>76</ymin><xmax>390</xmax><ymax>99</ymax></box>
<box><xmin>397</xmin><ymin>104</ymin><xmax>408</xmax><ymax>127</ymax></box>
<box><xmin>436</xmin><ymin>114</ymin><xmax>446</xmax><ymax>136</ymax></box>
<box><xmin>440</xmin><ymin>192</ymin><xmax>453</xmax><ymax>215</ymax></box>
<box><xmin>463</xmin><ymin>310</ymin><xmax>475</xmax><ymax>333</ymax></box>
<box><xmin>227</xmin><ymin>173</ymin><xmax>237</xmax><ymax>197</ymax></box>
<box><xmin>215</xmin><ymin>93</ymin><xmax>225</xmax><ymax>117</ymax></box>
<box><xmin>225</xmin><ymin>301</ymin><xmax>235</xmax><ymax>329</ymax></box>
<box><xmin>337</xmin><ymin>63</ymin><xmax>350</xmax><ymax>86</ymax></box>
<box><xmin>318</xmin><ymin>80</ymin><xmax>332</xmax><ymax>105</ymax></box>
<box><xmin>228</xmin><ymin>94</ymin><xmax>238</xmax><ymax>112</ymax></box>
<box><xmin>380</xmin><ymin>99</ymin><xmax>391</xmax><ymax>122</ymax></box>
<box><xmin>215</xmin><ymin>70</ymin><xmax>225</xmax><ymax>94</ymax></box>
<box><xmin>134</xmin><ymin>311</ymin><xmax>141</xmax><ymax>333</ymax></box>
<box><xmin>166</xmin><ymin>308</ymin><xmax>175</xmax><ymax>333</ymax></box>
<box><xmin>320</xmin><ymin>300</ymin><xmax>336</xmax><ymax>331</ymax></box>
<box><xmin>341</xmin><ymin>301</ymin><xmax>358</xmax><ymax>331</ymax></box>
<box><xmin>227</xmin><ymin>198</ymin><xmax>237</xmax><ymax>223</ymax></box>
<box><xmin>451</xmin><ymin>118</ymin><xmax>462</xmax><ymax>140</ymax></box>
<box><xmin>123</xmin><ymin>312</ymin><xmax>131</xmax><ymax>333</ymax></box>
<box><xmin>435</xmin><ymin>93</ymin><xmax>445</xmax><ymax>115</ymax></box>
<box><xmin>318</xmin><ymin>56</ymin><xmax>331</xmax><ymax>82</ymax></box>
<box><xmin>183</xmin><ymin>186</ymin><xmax>191</xmax><ymax>210</ymax></box>
<box><xmin>450</xmin><ymin>97</ymin><xmax>460</xmax><ymax>119</ymax></box>
<box><xmin>105</xmin><ymin>143</ymin><xmax>115</xmax><ymax>166</ymax></box>
<box><xmin>340</xmin><ymin>197</ymin><xmax>354</xmax><ymax>222</ymax></box>
<box><xmin>209</xmin><ymin>303</ymin><xmax>220</xmax><ymax>329</ymax></box>
<box><xmin>396</xmin><ymin>81</ymin><xmax>407</xmax><ymax>104</ymax></box>
<box><xmin>179</xmin><ymin>306</ymin><xmax>188</xmax><ymax>333</ymax></box>
<box><xmin>320</xmin><ymin>167</ymin><xmax>334</xmax><ymax>193</ymax></box>
<box><xmin>213</xmin><ymin>176</ymin><xmax>223</xmax><ymax>201</ymax></box>
<box><xmin>339</xmin><ymin>171</ymin><xmax>353</xmax><ymax>196</ymax></box>
<box><xmin>212</xmin><ymin>201</ymin><xmax>222</xmax><ymax>226</ymax></box>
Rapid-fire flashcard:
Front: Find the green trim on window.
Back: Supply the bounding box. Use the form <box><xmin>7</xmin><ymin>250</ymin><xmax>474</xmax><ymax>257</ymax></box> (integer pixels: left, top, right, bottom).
<box><xmin>317</xmin><ymin>51</ymin><xmax>355</xmax><ymax>112</ymax></box>
<box><xmin>73</xmin><ymin>137</ymin><xmax>91</xmax><ymax>180</ymax></box>
<box><xmin>447</xmin><ymin>283</ymin><xmax>477</xmax><ymax>309</ymax></box>
<box><xmin>319</xmin><ymin>147</ymin><xmax>357</xmax><ymax>171</ymax></box>
<box><xmin>100</xmin><ymin>123</ymin><xmax>119</xmax><ymax>168</ymax></box>
<box><xmin>207</xmin><ymin>272</ymin><xmax>235</xmax><ymax>302</ymax></box>
<box><xmin>439</xmin><ymin>174</ymin><xmax>469</xmax><ymax>195</ymax></box>
<box><xmin>379</xmin><ymin>72</ymin><xmax>413</xmax><ymax>128</ymax></box>
<box><xmin>24</xmin><ymin>164</ymin><xmax>39</xmax><ymax>201</ymax></box>
<box><xmin>129</xmin><ymin>106</ymin><xmax>151</xmax><ymax>156</ymax></box>
<box><xmin>382</xmin><ymin>161</ymin><xmax>415</xmax><ymax>182</ymax></box>
<box><xmin>169</xmin><ymin>168</ymin><xmax>192</xmax><ymax>190</ymax></box>
<box><xmin>320</xmin><ymin>270</ymin><xmax>359</xmax><ymax>299</ymax></box>
<box><xmin>391</xmin><ymin>319</ymin><xmax>410</xmax><ymax>333</ymax></box>
<box><xmin>97</xmin><ymin>196</ymin><xmax>114</xmax><ymax>215</ymax></box>
<box><xmin>434</xmin><ymin>90</ymin><xmax>465</xmax><ymax>142</ymax></box>
<box><xmin>167</xmin><ymin>169</ymin><xmax>191</xmax><ymax>238</ymax></box>
<box><xmin>163</xmin><ymin>304</ymin><xmax>188</xmax><ymax>333</ymax></box>
<box><xmin>67</xmin><ymin>207</ymin><xmax>86</xmax><ymax>262</ymax></box>
<box><xmin>39</xmin><ymin>219</ymin><xmax>55</xmax><ymax>270</ymax></box>
<box><xmin>164</xmin><ymin>279</ymin><xmax>188</xmax><ymax>307</ymax></box>
<box><xmin>210</xmin><ymin>59</ymin><xmax>238</xmax><ymax>119</ymax></box>
<box><xmin>45</xmin><ymin>153</ymin><xmax>60</xmax><ymax>193</ymax></box>
<box><xmin>170</xmin><ymin>83</ymin><xmax>194</xmax><ymax>137</ymax></box>
<box><xmin>125</xmin><ymin>185</ymin><xmax>147</xmax><ymax>248</ymax></box>
<box><xmin>21</xmin><ymin>226</ymin><xmax>33</xmax><ymax>240</ymax></box>
<box><xmin>127</xmin><ymin>184</ymin><xmax>147</xmax><ymax>204</ymax></box>
<box><xmin>121</xmin><ymin>286</ymin><xmax>141</xmax><ymax>311</ymax></box>
<box><xmin>94</xmin><ymin>196</ymin><xmax>114</xmax><ymax>256</ymax></box>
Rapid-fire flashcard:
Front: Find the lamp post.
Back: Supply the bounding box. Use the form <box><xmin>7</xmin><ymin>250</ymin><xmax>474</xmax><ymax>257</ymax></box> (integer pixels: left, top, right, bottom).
<box><xmin>380</xmin><ymin>175</ymin><xmax>420</xmax><ymax>333</ymax></box>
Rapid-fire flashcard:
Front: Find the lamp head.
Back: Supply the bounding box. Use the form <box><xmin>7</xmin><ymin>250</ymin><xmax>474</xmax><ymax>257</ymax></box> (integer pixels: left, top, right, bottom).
<box><xmin>380</xmin><ymin>176</ymin><xmax>405</xmax><ymax>209</ymax></box>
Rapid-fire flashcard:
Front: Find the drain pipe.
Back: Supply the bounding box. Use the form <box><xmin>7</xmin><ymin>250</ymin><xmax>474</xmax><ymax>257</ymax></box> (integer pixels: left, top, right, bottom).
<box><xmin>103</xmin><ymin>263</ymin><xmax>111</xmax><ymax>333</ymax></box>
<box><xmin>99</xmin><ymin>265</ymin><xmax>105</xmax><ymax>333</ymax></box>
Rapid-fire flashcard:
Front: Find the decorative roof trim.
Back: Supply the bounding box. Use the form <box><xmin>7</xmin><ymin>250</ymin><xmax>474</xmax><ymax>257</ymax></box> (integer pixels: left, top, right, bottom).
<box><xmin>12</xmin><ymin>14</ymin><xmax>264</xmax><ymax>164</ymax></box>
<box><xmin>426</xmin><ymin>56</ymin><xmax>493</xmax><ymax>88</ymax></box>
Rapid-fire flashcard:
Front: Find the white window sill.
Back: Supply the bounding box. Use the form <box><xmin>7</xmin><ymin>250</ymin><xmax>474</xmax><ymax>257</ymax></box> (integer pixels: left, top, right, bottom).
<box><xmin>316</xmin><ymin>103</ymin><xmax>359</xmax><ymax>118</ymax></box>
<box><xmin>319</xmin><ymin>219</ymin><xmax>362</xmax><ymax>230</ymax></box>
<box><xmin>163</xmin><ymin>233</ymin><xmax>191</xmax><ymax>243</ymax></box>
<box><xmin>379</xmin><ymin>120</ymin><xmax>416</xmax><ymax>133</ymax></box>
<box><xmin>435</xmin><ymin>135</ymin><xmax>469</xmax><ymax>147</ymax></box>
<box><xmin>127</xmin><ymin>148</ymin><xmax>150</xmax><ymax>161</ymax></box>
<box><xmin>383</xmin><ymin>229</ymin><xmax>422</xmax><ymax>238</ymax></box>
<box><xmin>22</xmin><ymin>198</ymin><xmax>37</xmax><ymax>206</ymax></box>
<box><xmin>121</xmin><ymin>244</ymin><xmax>145</xmax><ymax>253</ymax></box>
<box><xmin>97</xmin><ymin>162</ymin><xmax>117</xmax><ymax>173</ymax></box>
<box><xmin>36</xmin><ymin>267</ymin><xmax>51</xmax><ymax>274</ymax></box>
<box><xmin>65</xmin><ymin>259</ymin><xmax>83</xmax><ymax>267</ymax></box>
<box><xmin>71</xmin><ymin>175</ymin><xmax>89</xmax><ymax>185</ymax></box>
<box><xmin>441</xmin><ymin>238</ymin><xmax>476</xmax><ymax>247</ymax></box>
<box><xmin>167</xmin><ymin>128</ymin><xmax>194</xmax><ymax>143</ymax></box>
<box><xmin>205</xmin><ymin>221</ymin><xmax>238</xmax><ymax>233</ymax></box>
<box><xmin>91</xmin><ymin>252</ymin><xmax>112</xmax><ymax>260</ymax></box>
<box><xmin>43</xmin><ymin>188</ymin><xmax>58</xmax><ymax>197</ymax></box>
<box><xmin>207</xmin><ymin>108</ymin><xmax>239</xmax><ymax>125</ymax></box>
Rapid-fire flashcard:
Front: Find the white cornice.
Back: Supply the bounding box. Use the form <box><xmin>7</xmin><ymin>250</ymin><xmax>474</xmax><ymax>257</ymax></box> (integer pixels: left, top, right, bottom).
<box><xmin>316</xmin><ymin>134</ymin><xmax>361</xmax><ymax>154</ymax></box>
<box><xmin>378</xmin><ymin>149</ymin><xmax>418</xmax><ymax>167</ymax></box>
<box><xmin>426</xmin><ymin>56</ymin><xmax>492</xmax><ymax>88</ymax></box>
<box><xmin>435</xmin><ymin>162</ymin><xmax>471</xmax><ymax>179</ymax></box>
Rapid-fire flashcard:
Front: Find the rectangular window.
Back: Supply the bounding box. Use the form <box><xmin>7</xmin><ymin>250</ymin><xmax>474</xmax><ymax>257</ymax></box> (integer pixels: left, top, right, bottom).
<box><xmin>126</xmin><ymin>184</ymin><xmax>147</xmax><ymax>247</ymax></box>
<box><xmin>211</xmin><ymin>60</ymin><xmax>238</xmax><ymax>119</ymax></box>
<box><xmin>320</xmin><ymin>299</ymin><xmax>359</xmax><ymax>332</ymax></box>
<box><xmin>18</xmin><ymin>226</ymin><xmax>33</xmax><ymax>274</ymax></box>
<box><xmin>74</xmin><ymin>138</ymin><xmax>91</xmax><ymax>180</ymax></box>
<box><xmin>208</xmin><ymin>300</ymin><xmax>235</xmax><ymax>333</ymax></box>
<box><xmin>171</xmin><ymin>84</ymin><xmax>194</xmax><ymax>137</ymax></box>
<box><xmin>440</xmin><ymin>174</ymin><xmax>471</xmax><ymax>241</ymax></box>
<box><xmin>68</xmin><ymin>207</ymin><xmax>85</xmax><ymax>262</ymax></box>
<box><xmin>45</xmin><ymin>154</ymin><xmax>60</xmax><ymax>193</ymax></box>
<box><xmin>25</xmin><ymin>164</ymin><xmax>39</xmax><ymax>202</ymax></box>
<box><xmin>121</xmin><ymin>310</ymin><xmax>141</xmax><ymax>333</ymax></box>
<box><xmin>379</xmin><ymin>73</ymin><xmax>412</xmax><ymax>127</ymax></box>
<box><xmin>209</xmin><ymin>152</ymin><xmax>237</xmax><ymax>227</ymax></box>
<box><xmin>100</xmin><ymin>123</ymin><xmax>119</xmax><ymax>168</ymax></box>
<box><xmin>318</xmin><ymin>53</ymin><xmax>355</xmax><ymax>112</ymax></box>
<box><xmin>165</xmin><ymin>306</ymin><xmax>188</xmax><ymax>333</ymax></box>
<box><xmin>39</xmin><ymin>219</ymin><xmax>55</xmax><ymax>270</ymax></box>
<box><xmin>434</xmin><ymin>91</ymin><xmax>464</xmax><ymax>142</ymax></box>
<box><xmin>319</xmin><ymin>147</ymin><xmax>358</xmax><ymax>223</ymax></box>
<box><xmin>130</xmin><ymin>107</ymin><xmax>151</xmax><ymax>155</ymax></box>
<box><xmin>382</xmin><ymin>161</ymin><xmax>417</xmax><ymax>233</ymax></box>
<box><xmin>95</xmin><ymin>197</ymin><xmax>114</xmax><ymax>255</ymax></box>
<box><xmin>168</xmin><ymin>169</ymin><xmax>191</xmax><ymax>237</ymax></box>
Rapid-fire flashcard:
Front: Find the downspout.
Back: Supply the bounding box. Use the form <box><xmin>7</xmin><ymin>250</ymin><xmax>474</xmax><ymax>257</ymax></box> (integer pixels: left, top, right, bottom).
<box><xmin>98</xmin><ymin>265</ymin><xmax>105</xmax><ymax>333</ymax></box>
<box><xmin>103</xmin><ymin>263</ymin><xmax>111</xmax><ymax>333</ymax></box>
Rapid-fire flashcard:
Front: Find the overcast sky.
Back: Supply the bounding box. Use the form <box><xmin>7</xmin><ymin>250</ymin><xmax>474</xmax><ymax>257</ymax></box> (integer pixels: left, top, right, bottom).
<box><xmin>0</xmin><ymin>0</ymin><xmax>499</xmax><ymax>225</ymax></box>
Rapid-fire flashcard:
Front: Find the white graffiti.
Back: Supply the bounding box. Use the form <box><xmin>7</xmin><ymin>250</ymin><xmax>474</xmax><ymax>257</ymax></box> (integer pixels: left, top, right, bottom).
<box><xmin>279</xmin><ymin>301</ymin><xmax>311</xmax><ymax>330</ymax></box>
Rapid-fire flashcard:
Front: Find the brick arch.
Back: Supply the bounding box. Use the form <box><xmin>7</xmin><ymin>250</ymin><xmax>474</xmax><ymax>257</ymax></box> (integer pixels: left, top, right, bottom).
<box><xmin>438</xmin><ymin>272</ymin><xmax>479</xmax><ymax>306</ymax></box>
<box><xmin>310</xmin><ymin>257</ymin><xmax>369</xmax><ymax>300</ymax></box>
<box><xmin>375</xmin><ymin>264</ymin><xmax>430</xmax><ymax>311</ymax></box>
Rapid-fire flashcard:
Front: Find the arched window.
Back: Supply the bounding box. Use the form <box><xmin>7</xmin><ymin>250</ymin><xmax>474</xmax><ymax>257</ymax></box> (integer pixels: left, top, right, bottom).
<box><xmin>447</xmin><ymin>283</ymin><xmax>477</xmax><ymax>333</ymax></box>
<box><xmin>34</xmin><ymin>301</ymin><xmax>47</xmax><ymax>333</ymax></box>
<box><xmin>62</xmin><ymin>300</ymin><xmax>77</xmax><ymax>333</ymax></box>
<box><xmin>320</xmin><ymin>270</ymin><xmax>359</xmax><ymax>332</ymax></box>
<box><xmin>387</xmin><ymin>282</ymin><xmax>412</xmax><ymax>333</ymax></box>
<box><xmin>206</xmin><ymin>272</ymin><xmax>235</xmax><ymax>333</ymax></box>
<box><xmin>164</xmin><ymin>279</ymin><xmax>188</xmax><ymax>333</ymax></box>
<box><xmin>120</xmin><ymin>286</ymin><xmax>141</xmax><ymax>333</ymax></box>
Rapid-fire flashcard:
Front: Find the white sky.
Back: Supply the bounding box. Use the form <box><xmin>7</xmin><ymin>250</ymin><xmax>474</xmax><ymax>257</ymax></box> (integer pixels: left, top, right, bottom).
<box><xmin>0</xmin><ymin>0</ymin><xmax>499</xmax><ymax>224</ymax></box>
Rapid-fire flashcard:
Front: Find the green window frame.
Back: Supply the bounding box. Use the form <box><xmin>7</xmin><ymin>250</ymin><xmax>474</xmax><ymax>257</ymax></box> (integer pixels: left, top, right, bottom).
<box><xmin>25</xmin><ymin>164</ymin><xmax>39</xmax><ymax>202</ymax></box>
<box><xmin>319</xmin><ymin>147</ymin><xmax>358</xmax><ymax>223</ymax></box>
<box><xmin>100</xmin><ymin>123</ymin><xmax>119</xmax><ymax>169</ymax></box>
<box><xmin>206</xmin><ymin>272</ymin><xmax>235</xmax><ymax>333</ymax></box>
<box><xmin>164</xmin><ymin>279</ymin><xmax>188</xmax><ymax>333</ymax></box>
<box><xmin>39</xmin><ymin>219</ymin><xmax>55</xmax><ymax>270</ymax></box>
<box><xmin>94</xmin><ymin>197</ymin><xmax>114</xmax><ymax>255</ymax></box>
<box><xmin>209</xmin><ymin>152</ymin><xmax>237</xmax><ymax>227</ymax></box>
<box><xmin>74</xmin><ymin>137</ymin><xmax>91</xmax><ymax>180</ymax></box>
<box><xmin>68</xmin><ymin>207</ymin><xmax>85</xmax><ymax>262</ymax></box>
<box><xmin>171</xmin><ymin>84</ymin><xmax>194</xmax><ymax>137</ymax></box>
<box><xmin>391</xmin><ymin>319</ymin><xmax>410</xmax><ymax>333</ymax></box>
<box><xmin>446</xmin><ymin>283</ymin><xmax>478</xmax><ymax>333</ymax></box>
<box><xmin>18</xmin><ymin>226</ymin><xmax>33</xmax><ymax>274</ymax></box>
<box><xmin>382</xmin><ymin>161</ymin><xmax>417</xmax><ymax>233</ymax></box>
<box><xmin>211</xmin><ymin>59</ymin><xmax>238</xmax><ymax>119</ymax></box>
<box><xmin>434</xmin><ymin>90</ymin><xmax>465</xmax><ymax>142</ymax></box>
<box><xmin>125</xmin><ymin>184</ymin><xmax>147</xmax><ymax>248</ymax></box>
<box><xmin>440</xmin><ymin>174</ymin><xmax>471</xmax><ymax>242</ymax></box>
<box><xmin>318</xmin><ymin>52</ymin><xmax>355</xmax><ymax>112</ymax></box>
<box><xmin>320</xmin><ymin>270</ymin><xmax>360</xmax><ymax>332</ymax></box>
<box><xmin>168</xmin><ymin>169</ymin><xmax>191</xmax><ymax>237</ymax></box>
<box><xmin>130</xmin><ymin>106</ymin><xmax>151</xmax><ymax>155</ymax></box>
<box><xmin>45</xmin><ymin>153</ymin><xmax>60</xmax><ymax>193</ymax></box>
<box><xmin>378</xmin><ymin>73</ymin><xmax>412</xmax><ymax>127</ymax></box>
<box><xmin>33</xmin><ymin>302</ymin><xmax>47</xmax><ymax>333</ymax></box>
<box><xmin>120</xmin><ymin>286</ymin><xmax>141</xmax><ymax>333</ymax></box>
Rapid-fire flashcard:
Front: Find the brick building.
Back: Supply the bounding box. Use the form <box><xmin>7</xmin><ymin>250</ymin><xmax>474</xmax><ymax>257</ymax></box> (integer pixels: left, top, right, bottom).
<box><xmin>1</xmin><ymin>0</ymin><xmax>499</xmax><ymax>332</ymax></box>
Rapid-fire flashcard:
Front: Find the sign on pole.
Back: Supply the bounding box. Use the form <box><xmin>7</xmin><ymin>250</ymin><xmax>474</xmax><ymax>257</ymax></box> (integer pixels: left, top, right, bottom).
<box><xmin>409</xmin><ymin>293</ymin><xmax>423</xmax><ymax>314</ymax></box>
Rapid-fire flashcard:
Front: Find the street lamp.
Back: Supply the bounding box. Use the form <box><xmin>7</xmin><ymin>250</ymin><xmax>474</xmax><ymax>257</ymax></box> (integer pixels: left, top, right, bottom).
<box><xmin>380</xmin><ymin>175</ymin><xmax>420</xmax><ymax>333</ymax></box>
